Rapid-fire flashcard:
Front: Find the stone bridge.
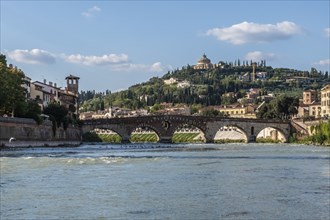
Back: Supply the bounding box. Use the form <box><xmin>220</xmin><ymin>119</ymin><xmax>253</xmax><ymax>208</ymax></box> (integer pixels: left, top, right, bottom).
<box><xmin>81</xmin><ymin>115</ymin><xmax>292</xmax><ymax>143</ymax></box>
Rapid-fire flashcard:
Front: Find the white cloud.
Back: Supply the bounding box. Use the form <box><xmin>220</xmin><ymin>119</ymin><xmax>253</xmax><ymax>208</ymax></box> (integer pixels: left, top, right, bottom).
<box><xmin>63</xmin><ymin>53</ymin><xmax>170</xmax><ymax>73</ymax></box>
<box><xmin>314</xmin><ymin>59</ymin><xmax>330</xmax><ymax>66</ymax></box>
<box><xmin>324</xmin><ymin>28</ymin><xmax>330</xmax><ymax>37</ymax></box>
<box><xmin>82</xmin><ymin>5</ymin><xmax>101</xmax><ymax>17</ymax></box>
<box><xmin>245</xmin><ymin>51</ymin><xmax>276</xmax><ymax>61</ymax></box>
<box><xmin>111</xmin><ymin>62</ymin><xmax>170</xmax><ymax>73</ymax></box>
<box><xmin>206</xmin><ymin>21</ymin><xmax>302</xmax><ymax>45</ymax></box>
<box><xmin>150</xmin><ymin>62</ymin><xmax>165</xmax><ymax>72</ymax></box>
<box><xmin>6</xmin><ymin>48</ymin><xmax>171</xmax><ymax>73</ymax></box>
<box><xmin>7</xmin><ymin>49</ymin><xmax>56</xmax><ymax>64</ymax></box>
<box><xmin>64</xmin><ymin>53</ymin><xmax>129</xmax><ymax>65</ymax></box>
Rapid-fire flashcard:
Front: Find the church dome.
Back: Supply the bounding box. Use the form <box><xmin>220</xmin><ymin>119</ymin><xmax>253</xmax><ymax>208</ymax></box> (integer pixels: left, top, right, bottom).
<box><xmin>198</xmin><ymin>54</ymin><xmax>211</xmax><ymax>64</ymax></box>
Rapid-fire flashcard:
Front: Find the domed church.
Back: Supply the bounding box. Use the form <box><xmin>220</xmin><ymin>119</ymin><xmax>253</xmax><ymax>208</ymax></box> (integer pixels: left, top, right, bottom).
<box><xmin>193</xmin><ymin>54</ymin><xmax>214</xmax><ymax>70</ymax></box>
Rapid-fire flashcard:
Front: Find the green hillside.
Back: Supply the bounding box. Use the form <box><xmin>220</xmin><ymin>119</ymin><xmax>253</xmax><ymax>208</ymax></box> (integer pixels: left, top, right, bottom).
<box><xmin>79</xmin><ymin>63</ymin><xmax>329</xmax><ymax>112</ymax></box>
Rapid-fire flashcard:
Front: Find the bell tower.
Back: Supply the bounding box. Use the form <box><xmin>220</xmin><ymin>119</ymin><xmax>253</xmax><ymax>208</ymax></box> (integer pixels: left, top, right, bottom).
<box><xmin>251</xmin><ymin>62</ymin><xmax>257</xmax><ymax>82</ymax></box>
<box><xmin>65</xmin><ymin>74</ymin><xmax>80</xmax><ymax>95</ymax></box>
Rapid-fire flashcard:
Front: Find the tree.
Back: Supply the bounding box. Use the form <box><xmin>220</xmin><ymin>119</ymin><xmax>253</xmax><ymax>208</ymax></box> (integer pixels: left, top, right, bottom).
<box><xmin>200</xmin><ymin>107</ymin><xmax>225</xmax><ymax>117</ymax></box>
<box><xmin>43</xmin><ymin>103</ymin><xmax>68</xmax><ymax>128</ymax></box>
<box><xmin>257</xmin><ymin>95</ymin><xmax>299</xmax><ymax>119</ymax></box>
<box><xmin>0</xmin><ymin>54</ymin><xmax>27</xmax><ymax>116</ymax></box>
<box><xmin>24</xmin><ymin>100</ymin><xmax>43</xmax><ymax>124</ymax></box>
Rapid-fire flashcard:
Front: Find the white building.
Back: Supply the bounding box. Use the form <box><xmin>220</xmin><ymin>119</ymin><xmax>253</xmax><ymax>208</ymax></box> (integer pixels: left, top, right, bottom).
<box><xmin>30</xmin><ymin>80</ymin><xmax>60</xmax><ymax>108</ymax></box>
<box><xmin>164</xmin><ymin>77</ymin><xmax>177</xmax><ymax>85</ymax></box>
<box><xmin>177</xmin><ymin>80</ymin><xmax>191</xmax><ymax>88</ymax></box>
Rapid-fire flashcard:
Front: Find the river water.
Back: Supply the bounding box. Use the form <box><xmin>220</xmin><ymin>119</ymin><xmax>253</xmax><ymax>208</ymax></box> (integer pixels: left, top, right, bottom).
<box><xmin>1</xmin><ymin>143</ymin><xmax>329</xmax><ymax>220</ymax></box>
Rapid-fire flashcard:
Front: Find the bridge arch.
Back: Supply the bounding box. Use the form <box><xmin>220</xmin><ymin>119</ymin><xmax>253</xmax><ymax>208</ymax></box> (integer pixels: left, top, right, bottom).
<box><xmin>129</xmin><ymin>123</ymin><xmax>161</xmax><ymax>143</ymax></box>
<box><xmin>81</xmin><ymin>125</ymin><xmax>125</xmax><ymax>142</ymax></box>
<box><xmin>214</xmin><ymin>124</ymin><xmax>248</xmax><ymax>143</ymax></box>
<box><xmin>93</xmin><ymin>128</ymin><xmax>122</xmax><ymax>143</ymax></box>
<box><xmin>172</xmin><ymin>123</ymin><xmax>206</xmax><ymax>143</ymax></box>
<box><xmin>256</xmin><ymin>126</ymin><xmax>287</xmax><ymax>143</ymax></box>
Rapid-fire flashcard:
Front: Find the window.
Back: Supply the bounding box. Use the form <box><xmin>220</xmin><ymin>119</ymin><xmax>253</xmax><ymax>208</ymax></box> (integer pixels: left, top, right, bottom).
<box><xmin>251</xmin><ymin>127</ymin><xmax>254</xmax><ymax>135</ymax></box>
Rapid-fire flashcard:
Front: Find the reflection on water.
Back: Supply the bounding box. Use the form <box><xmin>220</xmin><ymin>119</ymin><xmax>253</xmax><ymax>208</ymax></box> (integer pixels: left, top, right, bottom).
<box><xmin>1</xmin><ymin>143</ymin><xmax>329</xmax><ymax>220</ymax></box>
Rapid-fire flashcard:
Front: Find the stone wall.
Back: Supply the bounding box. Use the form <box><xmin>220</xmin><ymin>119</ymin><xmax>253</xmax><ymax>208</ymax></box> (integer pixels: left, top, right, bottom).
<box><xmin>0</xmin><ymin>117</ymin><xmax>81</xmax><ymax>143</ymax></box>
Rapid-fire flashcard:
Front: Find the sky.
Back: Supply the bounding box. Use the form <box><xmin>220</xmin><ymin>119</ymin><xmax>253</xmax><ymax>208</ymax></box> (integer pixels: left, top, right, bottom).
<box><xmin>1</xmin><ymin>1</ymin><xmax>329</xmax><ymax>92</ymax></box>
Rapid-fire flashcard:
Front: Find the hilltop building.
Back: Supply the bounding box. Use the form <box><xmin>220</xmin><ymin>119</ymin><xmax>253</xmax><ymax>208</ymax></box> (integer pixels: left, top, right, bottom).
<box><xmin>164</xmin><ymin>77</ymin><xmax>177</xmax><ymax>85</ymax></box>
<box><xmin>163</xmin><ymin>77</ymin><xmax>191</xmax><ymax>88</ymax></box>
<box><xmin>193</xmin><ymin>54</ymin><xmax>213</xmax><ymax>70</ymax></box>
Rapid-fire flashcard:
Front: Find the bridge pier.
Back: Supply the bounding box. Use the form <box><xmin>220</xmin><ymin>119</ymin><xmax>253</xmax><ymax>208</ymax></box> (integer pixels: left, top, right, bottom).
<box><xmin>159</xmin><ymin>137</ymin><xmax>173</xmax><ymax>144</ymax></box>
<box><xmin>121</xmin><ymin>137</ymin><xmax>131</xmax><ymax>144</ymax></box>
<box><xmin>247</xmin><ymin>135</ymin><xmax>256</xmax><ymax>143</ymax></box>
<box><xmin>205</xmin><ymin>138</ymin><xmax>214</xmax><ymax>143</ymax></box>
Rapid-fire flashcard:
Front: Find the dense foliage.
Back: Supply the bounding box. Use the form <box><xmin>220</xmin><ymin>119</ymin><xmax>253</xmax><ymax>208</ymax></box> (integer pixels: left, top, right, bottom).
<box><xmin>0</xmin><ymin>54</ymin><xmax>28</xmax><ymax>116</ymax></box>
<box><xmin>256</xmin><ymin>95</ymin><xmax>299</xmax><ymax>119</ymax></box>
<box><xmin>0</xmin><ymin>55</ymin><xmax>44</xmax><ymax>123</ymax></box>
<box><xmin>43</xmin><ymin>103</ymin><xmax>69</xmax><ymax>128</ymax></box>
<box><xmin>309</xmin><ymin>120</ymin><xmax>330</xmax><ymax>145</ymax></box>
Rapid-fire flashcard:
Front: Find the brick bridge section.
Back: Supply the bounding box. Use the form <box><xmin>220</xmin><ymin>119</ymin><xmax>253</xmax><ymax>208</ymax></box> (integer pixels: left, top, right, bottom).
<box><xmin>81</xmin><ymin>115</ymin><xmax>292</xmax><ymax>143</ymax></box>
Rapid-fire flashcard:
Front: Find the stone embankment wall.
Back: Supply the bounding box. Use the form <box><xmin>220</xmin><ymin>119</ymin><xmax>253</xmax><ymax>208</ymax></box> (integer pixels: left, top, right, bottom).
<box><xmin>0</xmin><ymin>117</ymin><xmax>81</xmax><ymax>147</ymax></box>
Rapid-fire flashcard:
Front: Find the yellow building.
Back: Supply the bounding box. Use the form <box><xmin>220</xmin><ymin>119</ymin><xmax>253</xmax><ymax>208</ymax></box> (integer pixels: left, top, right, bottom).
<box><xmin>215</xmin><ymin>104</ymin><xmax>256</xmax><ymax>118</ymax></box>
<box><xmin>308</xmin><ymin>102</ymin><xmax>322</xmax><ymax>118</ymax></box>
<box><xmin>321</xmin><ymin>84</ymin><xmax>330</xmax><ymax>117</ymax></box>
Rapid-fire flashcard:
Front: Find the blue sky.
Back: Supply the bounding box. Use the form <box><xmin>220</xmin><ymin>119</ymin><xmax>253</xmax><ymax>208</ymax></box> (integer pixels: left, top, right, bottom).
<box><xmin>1</xmin><ymin>1</ymin><xmax>329</xmax><ymax>92</ymax></box>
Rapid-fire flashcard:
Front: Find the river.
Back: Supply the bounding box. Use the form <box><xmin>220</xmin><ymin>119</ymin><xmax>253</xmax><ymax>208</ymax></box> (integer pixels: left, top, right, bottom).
<box><xmin>1</xmin><ymin>143</ymin><xmax>329</xmax><ymax>220</ymax></box>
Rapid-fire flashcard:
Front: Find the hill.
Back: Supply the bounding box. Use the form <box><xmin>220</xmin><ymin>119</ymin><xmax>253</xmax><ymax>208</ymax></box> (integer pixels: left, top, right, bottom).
<box><xmin>79</xmin><ymin>61</ymin><xmax>329</xmax><ymax>112</ymax></box>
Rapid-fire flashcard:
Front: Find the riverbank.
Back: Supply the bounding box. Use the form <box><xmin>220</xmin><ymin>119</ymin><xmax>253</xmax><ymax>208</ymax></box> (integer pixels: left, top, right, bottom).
<box><xmin>0</xmin><ymin>117</ymin><xmax>82</xmax><ymax>148</ymax></box>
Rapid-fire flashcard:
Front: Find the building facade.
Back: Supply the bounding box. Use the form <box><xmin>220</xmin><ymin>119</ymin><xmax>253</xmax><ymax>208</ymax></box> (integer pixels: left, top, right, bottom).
<box><xmin>215</xmin><ymin>104</ymin><xmax>256</xmax><ymax>118</ymax></box>
<box><xmin>28</xmin><ymin>75</ymin><xmax>79</xmax><ymax>115</ymax></box>
<box><xmin>321</xmin><ymin>84</ymin><xmax>330</xmax><ymax>117</ymax></box>
<box><xmin>303</xmin><ymin>89</ymin><xmax>318</xmax><ymax>105</ymax></box>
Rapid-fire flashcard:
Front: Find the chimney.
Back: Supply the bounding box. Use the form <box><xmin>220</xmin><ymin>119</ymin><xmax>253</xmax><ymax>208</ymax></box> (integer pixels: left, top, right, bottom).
<box><xmin>44</xmin><ymin>79</ymin><xmax>46</xmax><ymax>84</ymax></box>
<box><xmin>54</xmin><ymin>83</ymin><xmax>57</xmax><ymax>88</ymax></box>
<box><xmin>49</xmin><ymin>82</ymin><xmax>53</xmax><ymax>86</ymax></box>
